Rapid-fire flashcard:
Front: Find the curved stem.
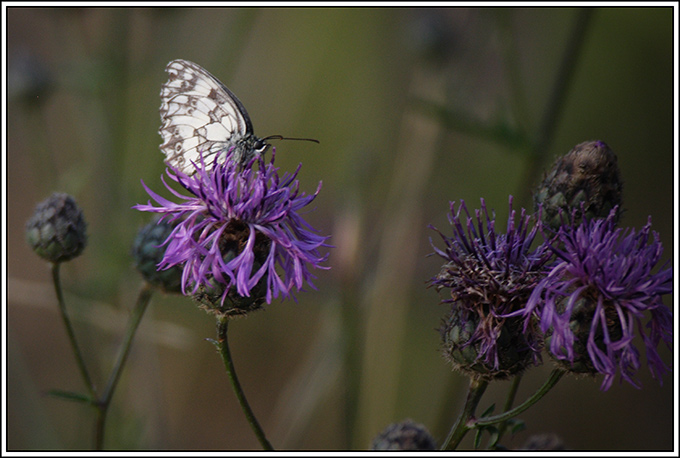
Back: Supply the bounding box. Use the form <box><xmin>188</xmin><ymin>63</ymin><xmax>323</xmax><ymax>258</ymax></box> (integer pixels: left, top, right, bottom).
<box><xmin>94</xmin><ymin>283</ymin><xmax>154</xmax><ymax>450</ymax></box>
<box><xmin>475</xmin><ymin>369</ymin><xmax>565</xmax><ymax>427</ymax></box>
<box><xmin>441</xmin><ymin>378</ymin><xmax>489</xmax><ymax>450</ymax></box>
<box><xmin>51</xmin><ymin>262</ymin><xmax>97</xmax><ymax>399</ymax></box>
<box><xmin>215</xmin><ymin>317</ymin><xmax>273</xmax><ymax>450</ymax></box>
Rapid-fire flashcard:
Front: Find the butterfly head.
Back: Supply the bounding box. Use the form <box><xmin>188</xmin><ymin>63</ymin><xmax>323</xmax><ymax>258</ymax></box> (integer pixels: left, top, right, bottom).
<box><xmin>231</xmin><ymin>135</ymin><xmax>317</xmax><ymax>167</ymax></box>
<box><xmin>253</xmin><ymin>137</ymin><xmax>272</xmax><ymax>156</ymax></box>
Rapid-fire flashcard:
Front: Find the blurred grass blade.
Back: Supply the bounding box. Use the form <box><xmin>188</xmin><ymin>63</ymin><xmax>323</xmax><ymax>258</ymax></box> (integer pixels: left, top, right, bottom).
<box><xmin>46</xmin><ymin>389</ymin><xmax>94</xmax><ymax>405</ymax></box>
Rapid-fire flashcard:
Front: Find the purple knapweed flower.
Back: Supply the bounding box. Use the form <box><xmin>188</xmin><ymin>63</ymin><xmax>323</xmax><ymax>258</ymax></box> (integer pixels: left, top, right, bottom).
<box><xmin>134</xmin><ymin>149</ymin><xmax>329</xmax><ymax>316</ymax></box>
<box><xmin>527</xmin><ymin>209</ymin><xmax>673</xmax><ymax>390</ymax></box>
<box><xmin>429</xmin><ymin>197</ymin><xmax>552</xmax><ymax>379</ymax></box>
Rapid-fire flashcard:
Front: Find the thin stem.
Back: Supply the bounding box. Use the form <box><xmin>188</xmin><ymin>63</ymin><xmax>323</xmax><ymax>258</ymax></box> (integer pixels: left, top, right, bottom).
<box><xmin>51</xmin><ymin>262</ymin><xmax>97</xmax><ymax>399</ymax></box>
<box><xmin>441</xmin><ymin>378</ymin><xmax>489</xmax><ymax>451</ymax></box>
<box><xmin>517</xmin><ymin>8</ymin><xmax>594</xmax><ymax>206</ymax></box>
<box><xmin>535</xmin><ymin>8</ymin><xmax>594</xmax><ymax>156</ymax></box>
<box><xmin>492</xmin><ymin>374</ymin><xmax>522</xmax><ymax>446</ymax></box>
<box><xmin>215</xmin><ymin>317</ymin><xmax>273</xmax><ymax>450</ymax></box>
<box><xmin>94</xmin><ymin>282</ymin><xmax>154</xmax><ymax>450</ymax></box>
<box><xmin>475</xmin><ymin>369</ymin><xmax>566</xmax><ymax>427</ymax></box>
<box><xmin>495</xmin><ymin>10</ymin><xmax>532</xmax><ymax>138</ymax></box>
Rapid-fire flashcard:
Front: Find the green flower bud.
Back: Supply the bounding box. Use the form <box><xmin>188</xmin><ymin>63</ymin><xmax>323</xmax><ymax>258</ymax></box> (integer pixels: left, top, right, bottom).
<box><xmin>370</xmin><ymin>419</ymin><xmax>437</xmax><ymax>450</ymax></box>
<box><xmin>26</xmin><ymin>193</ymin><xmax>87</xmax><ymax>263</ymax></box>
<box><xmin>132</xmin><ymin>218</ymin><xmax>183</xmax><ymax>294</ymax></box>
<box><xmin>534</xmin><ymin>140</ymin><xmax>623</xmax><ymax>231</ymax></box>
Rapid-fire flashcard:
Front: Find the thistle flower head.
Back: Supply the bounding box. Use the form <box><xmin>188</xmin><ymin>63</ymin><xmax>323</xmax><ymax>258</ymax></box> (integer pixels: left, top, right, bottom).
<box><xmin>429</xmin><ymin>197</ymin><xmax>551</xmax><ymax>379</ymax></box>
<box><xmin>527</xmin><ymin>209</ymin><xmax>673</xmax><ymax>390</ymax></box>
<box><xmin>134</xmin><ymin>149</ymin><xmax>330</xmax><ymax>317</ymax></box>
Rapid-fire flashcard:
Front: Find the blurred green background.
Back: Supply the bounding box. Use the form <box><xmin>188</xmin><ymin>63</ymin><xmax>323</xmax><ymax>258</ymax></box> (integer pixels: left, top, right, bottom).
<box><xmin>6</xmin><ymin>7</ymin><xmax>675</xmax><ymax>451</ymax></box>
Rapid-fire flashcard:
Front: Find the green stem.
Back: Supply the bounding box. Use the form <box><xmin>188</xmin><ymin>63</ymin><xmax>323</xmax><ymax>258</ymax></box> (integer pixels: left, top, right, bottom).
<box><xmin>489</xmin><ymin>374</ymin><xmax>523</xmax><ymax>448</ymax></box>
<box><xmin>51</xmin><ymin>262</ymin><xmax>97</xmax><ymax>399</ymax></box>
<box><xmin>215</xmin><ymin>317</ymin><xmax>273</xmax><ymax>450</ymax></box>
<box><xmin>495</xmin><ymin>10</ymin><xmax>531</xmax><ymax>138</ymax></box>
<box><xmin>441</xmin><ymin>378</ymin><xmax>489</xmax><ymax>450</ymax></box>
<box><xmin>475</xmin><ymin>369</ymin><xmax>565</xmax><ymax>427</ymax></box>
<box><xmin>94</xmin><ymin>283</ymin><xmax>154</xmax><ymax>450</ymax></box>
<box><xmin>517</xmin><ymin>8</ymin><xmax>594</xmax><ymax>206</ymax></box>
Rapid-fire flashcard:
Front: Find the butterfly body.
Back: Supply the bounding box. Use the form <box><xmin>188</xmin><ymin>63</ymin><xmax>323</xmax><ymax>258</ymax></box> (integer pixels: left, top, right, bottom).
<box><xmin>159</xmin><ymin>59</ymin><xmax>269</xmax><ymax>174</ymax></box>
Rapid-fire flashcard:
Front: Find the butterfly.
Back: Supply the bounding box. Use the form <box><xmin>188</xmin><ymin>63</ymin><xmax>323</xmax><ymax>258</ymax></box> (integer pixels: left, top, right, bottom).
<box><xmin>159</xmin><ymin>59</ymin><xmax>316</xmax><ymax>174</ymax></box>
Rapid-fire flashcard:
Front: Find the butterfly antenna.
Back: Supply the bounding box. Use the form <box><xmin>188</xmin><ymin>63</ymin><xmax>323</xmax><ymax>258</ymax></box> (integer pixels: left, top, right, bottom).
<box><xmin>264</xmin><ymin>135</ymin><xmax>320</xmax><ymax>144</ymax></box>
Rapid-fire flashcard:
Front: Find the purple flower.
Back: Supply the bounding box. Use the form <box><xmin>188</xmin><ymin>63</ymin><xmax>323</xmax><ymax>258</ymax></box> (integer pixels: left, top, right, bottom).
<box><xmin>134</xmin><ymin>149</ymin><xmax>330</xmax><ymax>315</ymax></box>
<box><xmin>429</xmin><ymin>197</ymin><xmax>552</xmax><ymax>379</ymax></box>
<box><xmin>527</xmin><ymin>210</ymin><xmax>673</xmax><ymax>390</ymax></box>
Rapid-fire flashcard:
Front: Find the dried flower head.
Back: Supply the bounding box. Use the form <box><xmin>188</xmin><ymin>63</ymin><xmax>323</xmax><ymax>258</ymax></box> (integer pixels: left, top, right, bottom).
<box><xmin>527</xmin><ymin>209</ymin><xmax>673</xmax><ymax>390</ymax></box>
<box><xmin>134</xmin><ymin>149</ymin><xmax>329</xmax><ymax>317</ymax></box>
<box><xmin>429</xmin><ymin>197</ymin><xmax>551</xmax><ymax>379</ymax></box>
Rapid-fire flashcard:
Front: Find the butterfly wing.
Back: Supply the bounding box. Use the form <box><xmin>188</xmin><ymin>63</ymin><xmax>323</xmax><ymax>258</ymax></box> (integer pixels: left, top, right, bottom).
<box><xmin>159</xmin><ymin>59</ymin><xmax>256</xmax><ymax>174</ymax></box>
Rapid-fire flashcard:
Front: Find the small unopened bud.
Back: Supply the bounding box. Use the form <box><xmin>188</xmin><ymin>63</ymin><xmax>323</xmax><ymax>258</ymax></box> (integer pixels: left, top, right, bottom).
<box><xmin>370</xmin><ymin>419</ymin><xmax>437</xmax><ymax>450</ymax></box>
<box><xmin>26</xmin><ymin>193</ymin><xmax>87</xmax><ymax>263</ymax></box>
<box><xmin>132</xmin><ymin>218</ymin><xmax>183</xmax><ymax>294</ymax></box>
<box><xmin>534</xmin><ymin>140</ymin><xmax>623</xmax><ymax>230</ymax></box>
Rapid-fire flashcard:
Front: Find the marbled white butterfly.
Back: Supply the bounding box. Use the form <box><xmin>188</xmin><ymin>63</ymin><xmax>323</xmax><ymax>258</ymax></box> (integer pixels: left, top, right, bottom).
<box><xmin>159</xmin><ymin>59</ymin><xmax>316</xmax><ymax>174</ymax></box>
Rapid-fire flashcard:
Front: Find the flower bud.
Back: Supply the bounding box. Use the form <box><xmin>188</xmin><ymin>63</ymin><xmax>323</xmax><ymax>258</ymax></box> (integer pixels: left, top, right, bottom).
<box><xmin>26</xmin><ymin>193</ymin><xmax>87</xmax><ymax>263</ymax></box>
<box><xmin>534</xmin><ymin>140</ymin><xmax>622</xmax><ymax>231</ymax></box>
<box><xmin>132</xmin><ymin>218</ymin><xmax>183</xmax><ymax>294</ymax></box>
<box><xmin>370</xmin><ymin>419</ymin><xmax>437</xmax><ymax>450</ymax></box>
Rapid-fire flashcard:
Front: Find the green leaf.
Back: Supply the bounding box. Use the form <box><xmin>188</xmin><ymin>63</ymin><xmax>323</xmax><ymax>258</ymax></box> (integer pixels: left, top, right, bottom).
<box><xmin>46</xmin><ymin>389</ymin><xmax>94</xmax><ymax>405</ymax></box>
<box><xmin>473</xmin><ymin>428</ymin><xmax>483</xmax><ymax>449</ymax></box>
<box><xmin>509</xmin><ymin>418</ymin><xmax>527</xmax><ymax>435</ymax></box>
<box><xmin>484</xmin><ymin>426</ymin><xmax>500</xmax><ymax>449</ymax></box>
<box><xmin>480</xmin><ymin>403</ymin><xmax>496</xmax><ymax>418</ymax></box>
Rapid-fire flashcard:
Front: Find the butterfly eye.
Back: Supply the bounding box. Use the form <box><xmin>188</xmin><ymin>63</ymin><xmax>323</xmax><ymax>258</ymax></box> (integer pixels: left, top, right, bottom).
<box><xmin>254</xmin><ymin>139</ymin><xmax>269</xmax><ymax>154</ymax></box>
